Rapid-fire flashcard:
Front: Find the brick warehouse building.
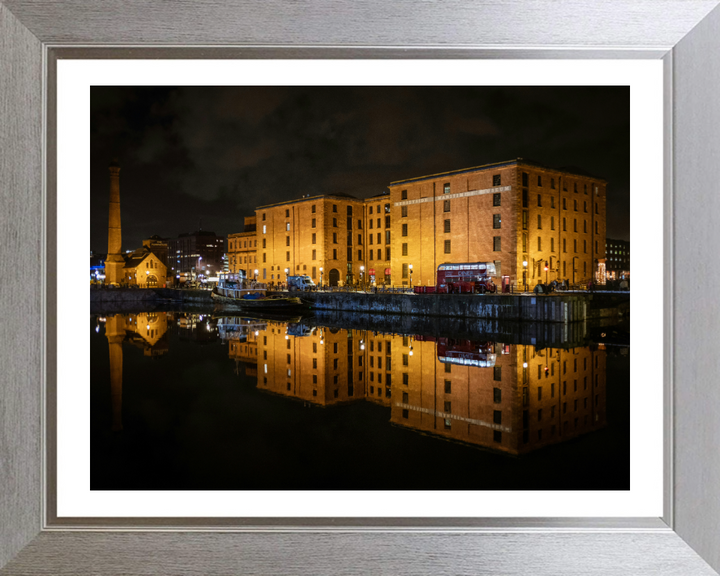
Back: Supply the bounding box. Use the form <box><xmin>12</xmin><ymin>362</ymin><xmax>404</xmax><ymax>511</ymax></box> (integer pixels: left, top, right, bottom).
<box><xmin>233</xmin><ymin>158</ymin><xmax>606</xmax><ymax>289</ymax></box>
<box><xmin>388</xmin><ymin>159</ymin><xmax>607</xmax><ymax>289</ymax></box>
<box><xmin>227</xmin><ymin>216</ymin><xmax>258</xmax><ymax>278</ymax></box>
<box><xmin>255</xmin><ymin>194</ymin><xmax>375</xmax><ymax>287</ymax></box>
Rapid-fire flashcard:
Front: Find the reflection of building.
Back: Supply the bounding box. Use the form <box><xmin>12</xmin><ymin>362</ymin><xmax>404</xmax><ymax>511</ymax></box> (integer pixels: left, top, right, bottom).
<box><xmin>122</xmin><ymin>247</ymin><xmax>168</xmax><ymax>288</ymax></box>
<box><xmin>168</xmin><ymin>230</ymin><xmax>226</xmax><ymax>279</ymax></box>
<box><xmin>388</xmin><ymin>159</ymin><xmax>607</xmax><ymax>288</ymax></box>
<box><xmin>102</xmin><ymin>312</ymin><xmax>170</xmax><ymax>433</ymax></box>
<box><xmin>227</xmin><ymin>217</ymin><xmax>258</xmax><ymax>278</ymax></box>
<box><xmin>176</xmin><ymin>314</ymin><xmax>219</xmax><ymax>343</ymax></box>
<box><xmin>230</xmin><ymin>322</ymin><xmax>607</xmax><ymax>455</ymax></box>
<box><xmin>605</xmin><ymin>238</ymin><xmax>630</xmax><ymax>280</ymax></box>
<box><xmin>390</xmin><ymin>339</ymin><xmax>606</xmax><ymax>455</ymax></box>
<box><xmin>122</xmin><ymin>312</ymin><xmax>169</xmax><ymax>356</ymax></box>
<box><xmin>256</xmin><ymin>325</ymin><xmax>365</xmax><ymax>405</ymax></box>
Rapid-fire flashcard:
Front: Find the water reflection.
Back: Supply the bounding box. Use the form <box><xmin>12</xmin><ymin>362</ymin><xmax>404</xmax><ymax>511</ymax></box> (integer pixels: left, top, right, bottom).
<box><xmin>97</xmin><ymin>311</ymin><xmax>609</xmax><ymax>458</ymax></box>
<box><xmin>223</xmin><ymin>317</ymin><xmax>607</xmax><ymax>456</ymax></box>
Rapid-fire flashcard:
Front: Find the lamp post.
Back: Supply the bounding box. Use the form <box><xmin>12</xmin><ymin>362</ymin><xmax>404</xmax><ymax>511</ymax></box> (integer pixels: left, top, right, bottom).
<box><xmin>254</xmin><ymin>269</ymin><xmax>258</xmax><ymax>282</ymax></box>
<box><xmin>360</xmin><ymin>265</ymin><xmax>364</xmax><ymax>291</ymax></box>
<box><xmin>522</xmin><ymin>260</ymin><xmax>528</xmax><ymax>292</ymax></box>
<box><xmin>544</xmin><ymin>263</ymin><xmax>549</xmax><ymax>284</ymax></box>
<box><xmin>409</xmin><ymin>264</ymin><xmax>413</xmax><ymax>290</ymax></box>
<box><xmin>320</xmin><ymin>267</ymin><xmax>323</xmax><ymax>290</ymax></box>
<box><xmin>284</xmin><ymin>268</ymin><xmax>289</xmax><ymax>290</ymax></box>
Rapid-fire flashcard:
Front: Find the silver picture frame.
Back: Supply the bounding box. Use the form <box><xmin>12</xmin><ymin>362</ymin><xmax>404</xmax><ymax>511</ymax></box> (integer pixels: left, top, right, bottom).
<box><xmin>2</xmin><ymin>1</ymin><xmax>720</xmax><ymax>574</ymax></box>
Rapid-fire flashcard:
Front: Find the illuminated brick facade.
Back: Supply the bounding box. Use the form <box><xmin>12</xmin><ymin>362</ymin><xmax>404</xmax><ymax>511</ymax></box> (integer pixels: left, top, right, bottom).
<box><xmin>388</xmin><ymin>159</ymin><xmax>607</xmax><ymax>288</ymax></box>
<box><xmin>227</xmin><ymin>217</ymin><xmax>258</xmax><ymax>277</ymax></box>
<box><xmin>256</xmin><ymin>195</ymin><xmax>368</xmax><ymax>287</ymax></box>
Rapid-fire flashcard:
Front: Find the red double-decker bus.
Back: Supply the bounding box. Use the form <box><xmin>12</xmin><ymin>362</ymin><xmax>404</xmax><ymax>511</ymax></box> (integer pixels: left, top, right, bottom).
<box><xmin>436</xmin><ymin>262</ymin><xmax>497</xmax><ymax>294</ymax></box>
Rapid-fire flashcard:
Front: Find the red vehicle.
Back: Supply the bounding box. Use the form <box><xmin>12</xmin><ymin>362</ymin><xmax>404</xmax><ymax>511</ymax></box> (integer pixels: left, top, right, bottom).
<box><xmin>436</xmin><ymin>262</ymin><xmax>497</xmax><ymax>294</ymax></box>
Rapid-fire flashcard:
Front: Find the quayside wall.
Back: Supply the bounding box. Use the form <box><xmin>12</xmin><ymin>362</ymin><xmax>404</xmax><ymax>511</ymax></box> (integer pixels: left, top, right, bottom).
<box><xmin>299</xmin><ymin>292</ymin><xmax>628</xmax><ymax>323</ymax></box>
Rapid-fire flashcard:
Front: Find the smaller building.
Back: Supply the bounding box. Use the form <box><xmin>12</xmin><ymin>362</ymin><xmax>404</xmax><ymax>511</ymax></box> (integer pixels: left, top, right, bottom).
<box><xmin>227</xmin><ymin>217</ymin><xmax>258</xmax><ymax>278</ymax></box>
<box><xmin>143</xmin><ymin>235</ymin><xmax>170</xmax><ymax>267</ymax></box>
<box><xmin>168</xmin><ymin>230</ymin><xmax>226</xmax><ymax>280</ymax></box>
<box><xmin>605</xmin><ymin>238</ymin><xmax>630</xmax><ymax>280</ymax></box>
<box><xmin>122</xmin><ymin>247</ymin><xmax>168</xmax><ymax>288</ymax></box>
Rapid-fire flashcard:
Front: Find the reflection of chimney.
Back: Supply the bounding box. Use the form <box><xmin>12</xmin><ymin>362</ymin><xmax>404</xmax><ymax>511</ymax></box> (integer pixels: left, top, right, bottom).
<box><xmin>105</xmin><ymin>159</ymin><xmax>124</xmax><ymax>286</ymax></box>
<box><xmin>105</xmin><ymin>314</ymin><xmax>125</xmax><ymax>432</ymax></box>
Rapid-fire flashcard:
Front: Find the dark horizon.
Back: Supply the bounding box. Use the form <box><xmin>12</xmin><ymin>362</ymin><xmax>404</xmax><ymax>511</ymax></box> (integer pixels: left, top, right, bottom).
<box><xmin>91</xmin><ymin>86</ymin><xmax>630</xmax><ymax>252</ymax></box>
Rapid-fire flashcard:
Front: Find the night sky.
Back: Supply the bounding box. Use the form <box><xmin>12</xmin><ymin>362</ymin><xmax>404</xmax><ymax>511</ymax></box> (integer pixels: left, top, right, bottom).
<box><xmin>90</xmin><ymin>86</ymin><xmax>629</xmax><ymax>253</ymax></box>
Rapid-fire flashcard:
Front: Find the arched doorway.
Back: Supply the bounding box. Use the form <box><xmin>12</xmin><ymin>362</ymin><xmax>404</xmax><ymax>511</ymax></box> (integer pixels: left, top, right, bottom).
<box><xmin>147</xmin><ymin>274</ymin><xmax>158</xmax><ymax>287</ymax></box>
<box><xmin>328</xmin><ymin>268</ymin><xmax>340</xmax><ymax>286</ymax></box>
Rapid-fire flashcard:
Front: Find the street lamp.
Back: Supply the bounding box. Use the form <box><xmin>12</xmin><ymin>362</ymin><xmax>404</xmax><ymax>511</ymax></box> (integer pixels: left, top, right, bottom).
<box><xmin>409</xmin><ymin>264</ymin><xmax>413</xmax><ymax>289</ymax></box>
<box><xmin>360</xmin><ymin>265</ymin><xmax>365</xmax><ymax>291</ymax></box>
<box><xmin>319</xmin><ymin>267</ymin><xmax>324</xmax><ymax>290</ymax></box>
<box><xmin>254</xmin><ymin>269</ymin><xmax>258</xmax><ymax>282</ymax></box>
<box><xmin>544</xmin><ymin>263</ymin><xmax>549</xmax><ymax>284</ymax></box>
<box><xmin>522</xmin><ymin>260</ymin><xmax>528</xmax><ymax>292</ymax></box>
<box><xmin>284</xmin><ymin>268</ymin><xmax>289</xmax><ymax>290</ymax></box>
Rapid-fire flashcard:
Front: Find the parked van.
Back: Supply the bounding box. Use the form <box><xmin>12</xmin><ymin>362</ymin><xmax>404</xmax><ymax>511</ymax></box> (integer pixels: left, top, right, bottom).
<box><xmin>287</xmin><ymin>275</ymin><xmax>316</xmax><ymax>291</ymax></box>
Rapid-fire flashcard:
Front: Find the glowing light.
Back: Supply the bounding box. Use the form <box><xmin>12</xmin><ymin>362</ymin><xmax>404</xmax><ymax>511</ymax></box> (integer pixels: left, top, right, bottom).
<box><xmin>523</xmin><ymin>362</ymin><xmax>528</xmax><ymax>368</ymax></box>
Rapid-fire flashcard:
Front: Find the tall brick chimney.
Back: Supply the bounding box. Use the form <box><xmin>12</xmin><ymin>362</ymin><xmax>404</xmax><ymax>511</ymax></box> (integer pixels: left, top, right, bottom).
<box><xmin>105</xmin><ymin>159</ymin><xmax>124</xmax><ymax>286</ymax></box>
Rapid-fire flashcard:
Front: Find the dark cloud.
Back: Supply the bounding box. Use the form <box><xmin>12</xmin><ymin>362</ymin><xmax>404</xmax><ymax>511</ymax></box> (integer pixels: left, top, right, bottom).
<box><xmin>91</xmin><ymin>86</ymin><xmax>629</xmax><ymax>251</ymax></box>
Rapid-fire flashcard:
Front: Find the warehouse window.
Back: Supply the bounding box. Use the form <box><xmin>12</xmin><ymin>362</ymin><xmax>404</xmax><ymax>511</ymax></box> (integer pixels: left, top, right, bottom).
<box><xmin>401</xmin><ymin>206</ymin><xmax>408</xmax><ymax>218</ymax></box>
<box><xmin>537</xmin><ymin>215</ymin><xmax>542</xmax><ymax>229</ymax></box>
<box><xmin>493</xmin><ymin>236</ymin><xmax>501</xmax><ymax>251</ymax></box>
<box><xmin>444</xmin><ymin>200</ymin><xmax>451</xmax><ymax>212</ymax></box>
<box><xmin>493</xmin><ymin>193</ymin><xmax>501</xmax><ymax>206</ymax></box>
<box><xmin>311</xmin><ymin>205</ymin><xmax>316</xmax><ymax>213</ymax></box>
<box><xmin>402</xmin><ymin>243</ymin><xmax>408</xmax><ymax>256</ymax></box>
<box><xmin>285</xmin><ymin>209</ymin><xmax>290</xmax><ymax>217</ymax></box>
<box><xmin>312</xmin><ymin>233</ymin><xmax>316</xmax><ymax>244</ymax></box>
<box><xmin>444</xmin><ymin>240</ymin><xmax>451</xmax><ymax>254</ymax></box>
<box><xmin>402</xmin><ymin>264</ymin><xmax>409</xmax><ymax>278</ymax></box>
<box><xmin>493</xmin><ymin>174</ymin><xmax>501</xmax><ymax>186</ymax></box>
<box><xmin>493</xmin><ymin>214</ymin><xmax>501</xmax><ymax>229</ymax></box>
<box><xmin>444</xmin><ymin>219</ymin><xmax>451</xmax><ymax>233</ymax></box>
<box><xmin>443</xmin><ymin>183</ymin><xmax>450</xmax><ymax>194</ymax></box>
<box><xmin>402</xmin><ymin>224</ymin><xmax>408</xmax><ymax>237</ymax></box>
<box><xmin>401</xmin><ymin>190</ymin><xmax>408</xmax><ymax>200</ymax></box>
<box><xmin>522</xmin><ymin>172</ymin><xmax>529</xmax><ymax>187</ymax></box>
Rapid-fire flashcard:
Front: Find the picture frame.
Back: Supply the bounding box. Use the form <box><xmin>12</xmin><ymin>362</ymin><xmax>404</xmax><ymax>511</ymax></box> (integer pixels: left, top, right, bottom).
<box><xmin>1</xmin><ymin>1</ymin><xmax>719</xmax><ymax>574</ymax></box>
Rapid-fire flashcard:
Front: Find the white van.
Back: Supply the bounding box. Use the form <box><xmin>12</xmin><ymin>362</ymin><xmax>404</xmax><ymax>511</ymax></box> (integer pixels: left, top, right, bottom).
<box><xmin>287</xmin><ymin>275</ymin><xmax>316</xmax><ymax>291</ymax></box>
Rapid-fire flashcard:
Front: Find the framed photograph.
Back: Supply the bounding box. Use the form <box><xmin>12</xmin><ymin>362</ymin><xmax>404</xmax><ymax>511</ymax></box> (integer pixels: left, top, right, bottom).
<box><xmin>2</xmin><ymin>1</ymin><xmax>720</xmax><ymax>574</ymax></box>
